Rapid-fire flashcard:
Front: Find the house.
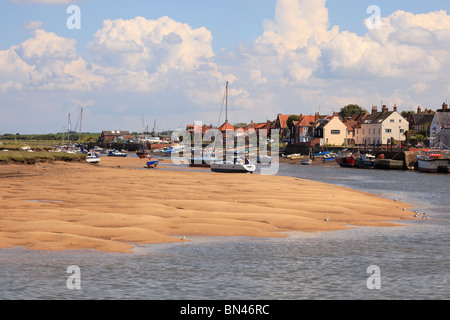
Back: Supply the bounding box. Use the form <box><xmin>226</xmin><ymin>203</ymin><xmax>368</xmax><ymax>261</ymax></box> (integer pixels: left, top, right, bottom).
<box><xmin>247</xmin><ymin>120</ymin><xmax>272</xmax><ymax>137</ymax></box>
<box><xmin>272</xmin><ymin>114</ymin><xmax>294</xmax><ymax>141</ymax></box>
<box><xmin>99</xmin><ymin>130</ymin><xmax>133</xmax><ymax>143</ymax></box>
<box><xmin>290</xmin><ymin>114</ymin><xmax>317</xmax><ymax>145</ymax></box>
<box><xmin>357</xmin><ymin>105</ymin><xmax>409</xmax><ymax>145</ymax></box>
<box><xmin>322</xmin><ymin>113</ymin><xmax>349</xmax><ymax>146</ymax></box>
<box><xmin>430</xmin><ymin>103</ymin><xmax>450</xmax><ymax>146</ymax></box>
<box><xmin>434</xmin><ymin>127</ymin><xmax>450</xmax><ymax>148</ymax></box>
<box><xmin>346</xmin><ymin>111</ymin><xmax>370</xmax><ymax>146</ymax></box>
<box><xmin>407</xmin><ymin>106</ymin><xmax>435</xmax><ymax>132</ymax></box>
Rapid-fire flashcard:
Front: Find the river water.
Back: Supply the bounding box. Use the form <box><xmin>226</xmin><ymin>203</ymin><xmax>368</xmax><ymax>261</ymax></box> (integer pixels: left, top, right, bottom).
<box><xmin>0</xmin><ymin>162</ymin><xmax>448</xmax><ymax>300</ymax></box>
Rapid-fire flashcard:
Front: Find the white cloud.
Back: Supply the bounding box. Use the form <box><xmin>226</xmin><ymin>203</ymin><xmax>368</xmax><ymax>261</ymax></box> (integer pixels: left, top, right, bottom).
<box><xmin>2</xmin><ymin>1</ymin><xmax>450</xmax><ymax>133</ymax></box>
<box><xmin>23</xmin><ymin>21</ymin><xmax>44</xmax><ymax>30</ymax></box>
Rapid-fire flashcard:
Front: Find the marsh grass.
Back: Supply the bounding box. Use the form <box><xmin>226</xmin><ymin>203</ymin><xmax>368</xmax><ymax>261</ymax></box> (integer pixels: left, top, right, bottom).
<box><xmin>0</xmin><ymin>151</ymin><xmax>86</xmax><ymax>164</ymax></box>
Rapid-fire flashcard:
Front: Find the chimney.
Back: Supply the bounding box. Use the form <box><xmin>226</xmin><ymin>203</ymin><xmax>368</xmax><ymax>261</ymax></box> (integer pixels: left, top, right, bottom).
<box><xmin>333</xmin><ymin>111</ymin><xmax>339</xmax><ymax>117</ymax></box>
<box><xmin>315</xmin><ymin>112</ymin><xmax>320</xmax><ymax>121</ymax></box>
<box><xmin>372</xmin><ymin>106</ymin><xmax>378</xmax><ymax>114</ymax></box>
<box><xmin>382</xmin><ymin>105</ymin><xmax>388</xmax><ymax>113</ymax></box>
<box><xmin>393</xmin><ymin>104</ymin><xmax>397</xmax><ymax>112</ymax></box>
<box><xmin>443</xmin><ymin>102</ymin><xmax>448</xmax><ymax>111</ymax></box>
<box><xmin>417</xmin><ymin>106</ymin><xmax>422</xmax><ymax>114</ymax></box>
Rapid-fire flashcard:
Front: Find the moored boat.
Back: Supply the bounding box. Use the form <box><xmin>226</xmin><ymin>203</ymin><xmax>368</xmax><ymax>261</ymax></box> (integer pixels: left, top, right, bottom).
<box><xmin>300</xmin><ymin>158</ymin><xmax>312</xmax><ymax>165</ymax></box>
<box><xmin>146</xmin><ymin>159</ymin><xmax>159</xmax><ymax>168</ymax></box>
<box><xmin>107</xmin><ymin>149</ymin><xmax>128</xmax><ymax>157</ymax></box>
<box><xmin>335</xmin><ymin>150</ymin><xmax>355</xmax><ymax>167</ymax></box>
<box><xmin>354</xmin><ymin>154</ymin><xmax>376</xmax><ymax>169</ymax></box>
<box><xmin>322</xmin><ymin>153</ymin><xmax>336</xmax><ymax>163</ymax></box>
<box><xmin>86</xmin><ymin>152</ymin><xmax>100</xmax><ymax>163</ymax></box>
<box><xmin>210</xmin><ymin>159</ymin><xmax>256</xmax><ymax>173</ymax></box>
<box><xmin>417</xmin><ymin>149</ymin><xmax>450</xmax><ymax>173</ymax></box>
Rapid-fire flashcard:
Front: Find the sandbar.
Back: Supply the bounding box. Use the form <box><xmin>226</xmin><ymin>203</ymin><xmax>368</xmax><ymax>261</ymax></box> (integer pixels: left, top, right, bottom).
<box><xmin>0</xmin><ymin>156</ymin><xmax>415</xmax><ymax>253</ymax></box>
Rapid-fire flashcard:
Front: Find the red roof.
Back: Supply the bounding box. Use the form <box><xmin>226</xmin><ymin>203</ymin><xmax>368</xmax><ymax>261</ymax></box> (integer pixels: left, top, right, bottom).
<box><xmin>218</xmin><ymin>120</ymin><xmax>235</xmax><ymax>131</ymax></box>
<box><xmin>295</xmin><ymin>115</ymin><xmax>316</xmax><ymax>127</ymax></box>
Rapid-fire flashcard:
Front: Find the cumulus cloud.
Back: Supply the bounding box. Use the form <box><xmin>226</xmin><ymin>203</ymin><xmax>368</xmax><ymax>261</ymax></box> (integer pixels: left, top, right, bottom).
<box><xmin>2</xmin><ymin>0</ymin><xmax>450</xmax><ymax>132</ymax></box>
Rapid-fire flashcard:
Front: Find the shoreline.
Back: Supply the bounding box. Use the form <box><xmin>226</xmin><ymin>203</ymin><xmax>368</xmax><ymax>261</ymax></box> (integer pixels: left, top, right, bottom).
<box><xmin>0</xmin><ymin>157</ymin><xmax>416</xmax><ymax>253</ymax></box>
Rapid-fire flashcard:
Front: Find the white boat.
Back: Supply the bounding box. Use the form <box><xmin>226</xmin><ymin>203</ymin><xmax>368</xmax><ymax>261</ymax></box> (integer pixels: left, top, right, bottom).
<box><xmin>86</xmin><ymin>152</ymin><xmax>100</xmax><ymax>163</ymax></box>
<box><xmin>107</xmin><ymin>149</ymin><xmax>128</xmax><ymax>157</ymax></box>
<box><xmin>210</xmin><ymin>160</ymin><xmax>256</xmax><ymax>173</ymax></box>
<box><xmin>417</xmin><ymin>149</ymin><xmax>450</xmax><ymax>173</ymax></box>
<box><xmin>300</xmin><ymin>158</ymin><xmax>312</xmax><ymax>165</ymax></box>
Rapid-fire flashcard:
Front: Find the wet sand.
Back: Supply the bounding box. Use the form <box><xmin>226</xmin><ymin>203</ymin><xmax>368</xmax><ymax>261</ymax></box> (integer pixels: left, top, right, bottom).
<box><xmin>0</xmin><ymin>156</ymin><xmax>415</xmax><ymax>253</ymax></box>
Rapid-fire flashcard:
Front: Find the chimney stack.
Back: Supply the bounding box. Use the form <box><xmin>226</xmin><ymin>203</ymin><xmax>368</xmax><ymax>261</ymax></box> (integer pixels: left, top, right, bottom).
<box><xmin>417</xmin><ymin>106</ymin><xmax>422</xmax><ymax>114</ymax></box>
<box><xmin>393</xmin><ymin>104</ymin><xmax>397</xmax><ymax>112</ymax></box>
<box><xmin>443</xmin><ymin>102</ymin><xmax>448</xmax><ymax>111</ymax></box>
<box><xmin>382</xmin><ymin>105</ymin><xmax>388</xmax><ymax>113</ymax></box>
<box><xmin>315</xmin><ymin>112</ymin><xmax>320</xmax><ymax>121</ymax></box>
<box><xmin>372</xmin><ymin>106</ymin><xmax>378</xmax><ymax>114</ymax></box>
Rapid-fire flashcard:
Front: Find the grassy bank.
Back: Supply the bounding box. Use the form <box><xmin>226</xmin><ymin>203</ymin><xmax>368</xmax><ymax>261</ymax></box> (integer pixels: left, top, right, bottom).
<box><xmin>0</xmin><ymin>151</ymin><xmax>86</xmax><ymax>164</ymax></box>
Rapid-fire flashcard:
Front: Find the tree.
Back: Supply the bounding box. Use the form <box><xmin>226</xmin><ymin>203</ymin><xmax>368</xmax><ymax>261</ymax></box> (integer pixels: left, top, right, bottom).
<box><xmin>286</xmin><ymin>115</ymin><xmax>300</xmax><ymax>128</ymax></box>
<box><xmin>339</xmin><ymin>104</ymin><xmax>367</xmax><ymax>118</ymax></box>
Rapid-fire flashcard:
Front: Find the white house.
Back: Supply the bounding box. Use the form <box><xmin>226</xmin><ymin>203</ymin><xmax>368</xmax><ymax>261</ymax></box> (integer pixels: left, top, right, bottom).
<box><xmin>322</xmin><ymin>114</ymin><xmax>349</xmax><ymax>146</ymax></box>
<box><xmin>430</xmin><ymin>103</ymin><xmax>450</xmax><ymax>147</ymax></box>
<box><xmin>357</xmin><ymin>105</ymin><xmax>409</xmax><ymax>145</ymax></box>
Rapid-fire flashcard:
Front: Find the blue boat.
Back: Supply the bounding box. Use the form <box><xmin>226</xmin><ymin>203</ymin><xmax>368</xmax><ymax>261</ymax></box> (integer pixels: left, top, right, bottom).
<box><xmin>147</xmin><ymin>160</ymin><xmax>159</xmax><ymax>168</ymax></box>
<box><xmin>322</xmin><ymin>153</ymin><xmax>336</xmax><ymax>163</ymax></box>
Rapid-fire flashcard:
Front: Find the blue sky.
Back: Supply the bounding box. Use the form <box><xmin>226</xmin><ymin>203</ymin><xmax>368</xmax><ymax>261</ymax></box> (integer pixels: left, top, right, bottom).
<box><xmin>1</xmin><ymin>0</ymin><xmax>450</xmax><ymax>134</ymax></box>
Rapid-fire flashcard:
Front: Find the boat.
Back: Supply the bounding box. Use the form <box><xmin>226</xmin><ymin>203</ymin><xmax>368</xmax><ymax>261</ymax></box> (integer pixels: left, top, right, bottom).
<box><xmin>354</xmin><ymin>154</ymin><xmax>376</xmax><ymax>169</ymax></box>
<box><xmin>335</xmin><ymin>150</ymin><xmax>355</xmax><ymax>167</ymax></box>
<box><xmin>107</xmin><ymin>149</ymin><xmax>128</xmax><ymax>157</ymax></box>
<box><xmin>314</xmin><ymin>151</ymin><xmax>329</xmax><ymax>157</ymax></box>
<box><xmin>417</xmin><ymin>149</ymin><xmax>450</xmax><ymax>173</ymax></box>
<box><xmin>301</xmin><ymin>150</ymin><xmax>312</xmax><ymax>165</ymax></box>
<box><xmin>210</xmin><ymin>159</ymin><xmax>256</xmax><ymax>173</ymax></box>
<box><xmin>146</xmin><ymin>159</ymin><xmax>159</xmax><ymax>168</ymax></box>
<box><xmin>322</xmin><ymin>153</ymin><xmax>336</xmax><ymax>163</ymax></box>
<box><xmin>301</xmin><ymin>158</ymin><xmax>312</xmax><ymax>165</ymax></box>
<box><xmin>86</xmin><ymin>152</ymin><xmax>100</xmax><ymax>163</ymax></box>
<box><xmin>136</xmin><ymin>115</ymin><xmax>150</xmax><ymax>159</ymax></box>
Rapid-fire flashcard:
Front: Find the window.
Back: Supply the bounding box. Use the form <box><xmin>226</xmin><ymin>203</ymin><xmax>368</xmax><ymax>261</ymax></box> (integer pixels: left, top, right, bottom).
<box><xmin>390</xmin><ymin>119</ymin><xmax>394</xmax><ymax>123</ymax></box>
<box><xmin>385</xmin><ymin>129</ymin><xmax>392</xmax><ymax>133</ymax></box>
<box><xmin>400</xmin><ymin>129</ymin><xmax>404</xmax><ymax>133</ymax></box>
<box><xmin>399</xmin><ymin>119</ymin><xmax>402</xmax><ymax>123</ymax></box>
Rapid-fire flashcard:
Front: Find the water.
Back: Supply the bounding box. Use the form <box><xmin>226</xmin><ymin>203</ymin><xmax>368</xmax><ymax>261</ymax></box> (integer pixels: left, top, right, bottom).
<box><xmin>0</xmin><ymin>163</ymin><xmax>448</xmax><ymax>300</ymax></box>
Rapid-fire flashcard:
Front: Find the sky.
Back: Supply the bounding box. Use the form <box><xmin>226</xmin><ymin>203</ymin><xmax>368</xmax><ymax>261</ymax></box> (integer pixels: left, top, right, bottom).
<box><xmin>1</xmin><ymin>0</ymin><xmax>450</xmax><ymax>134</ymax></box>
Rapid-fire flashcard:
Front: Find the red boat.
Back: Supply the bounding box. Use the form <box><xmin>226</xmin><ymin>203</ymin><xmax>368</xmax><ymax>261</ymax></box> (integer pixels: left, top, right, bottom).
<box><xmin>335</xmin><ymin>151</ymin><xmax>355</xmax><ymax>167</ymax></box>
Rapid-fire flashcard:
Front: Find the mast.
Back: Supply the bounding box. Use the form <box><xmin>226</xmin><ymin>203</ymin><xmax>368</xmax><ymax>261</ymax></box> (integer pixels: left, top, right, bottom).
<box><xmin>78</xmin><ymin>107</ymin><xmax>83</xmax><ymax>144</ymax></box>
<box><xmin>225</xmin><ymin>81</ymin><xmax>228</xmax><ymax>124</ymax></box>
<box><xmin>67</xmin><ymin>113</ymin><xmax>71</xmax><ymax>147</ymax></box>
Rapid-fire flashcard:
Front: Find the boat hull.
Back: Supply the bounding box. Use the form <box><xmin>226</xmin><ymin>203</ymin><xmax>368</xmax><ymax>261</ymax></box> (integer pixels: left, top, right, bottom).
<box><xmin>335</xmin><ymin>157</ymin><xmax>355</xmax><ymax>167</ymax></box>
<box><xmin>417</xmin><ymin>158</ymin><xmax>450</xmax><ymax>173</ymax></box>
<box><xmin>146</xmin><ymin>160</ymin><xmax>159</xmax><ymax>168</ymax></box>
<box><xmin>300</xmin><ymin>159</ymin><xmax>312</xmax><ymax>165</ymax></box>
<box><xmin>210</xmin><ymin>163</ymin><xmax>255</xmax><ymax>173</ymax></box>
<box><xmin>354</xmin><ymin>159</ymin><xmax>376</xmax><ymax>169</ymax></box>
<box><xmin>136</xmin><ymin>151</ymin><xmax>149</xmax><ymax>159</ymax></box>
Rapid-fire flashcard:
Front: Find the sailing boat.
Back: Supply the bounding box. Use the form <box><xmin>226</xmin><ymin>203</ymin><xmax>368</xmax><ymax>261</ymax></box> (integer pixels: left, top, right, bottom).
<box><xmin>210</xmin><ymin>81</ymin><xmax>255</xmax><ymax>173</ymax></box>
<box><xmin>301</xmin><ymin>149</ymin><xmax>312</xmax><ymax>165</ymax></box>
<box><xmin>136</xmin><ymin>115</ymin><xmax>150</xmax><ymax>158</ymax></box>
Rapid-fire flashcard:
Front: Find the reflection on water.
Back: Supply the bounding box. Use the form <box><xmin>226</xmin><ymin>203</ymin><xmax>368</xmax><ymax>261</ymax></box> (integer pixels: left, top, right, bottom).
<box><xmin>0</xmin><ymin>163</ymin><xmax>448</xmax><ymax>300</ymax></box>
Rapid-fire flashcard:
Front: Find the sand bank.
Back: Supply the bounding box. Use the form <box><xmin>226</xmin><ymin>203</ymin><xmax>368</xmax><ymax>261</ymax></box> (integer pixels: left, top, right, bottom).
<box><xmin>0</xmin><ymin>156</ymin><xmax>415</xmax><ymax>253</ymax></box>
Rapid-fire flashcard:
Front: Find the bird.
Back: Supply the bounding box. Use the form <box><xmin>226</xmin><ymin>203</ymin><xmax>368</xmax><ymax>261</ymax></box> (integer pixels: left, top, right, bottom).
<box><xmin>180</xmin><ymin>235</ymin><xmax>186</xmax><ymax>241</ymax></box>
<box><xmin>324</xmin><ymin>217</ymin><xmax>329</xmax><ymax>221</ymax></box>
